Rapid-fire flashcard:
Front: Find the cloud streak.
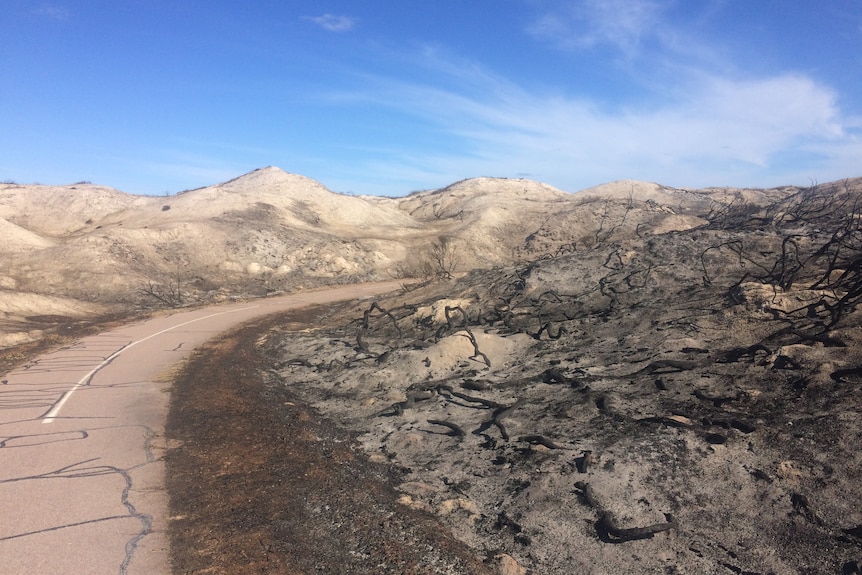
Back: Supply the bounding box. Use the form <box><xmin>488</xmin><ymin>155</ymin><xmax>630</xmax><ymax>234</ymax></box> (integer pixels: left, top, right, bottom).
<box><xmin>317</xmin><ymin>1</ymin><xmax>860</xmax><ymax>193</ymax></box>
<box><xmin>336</xmin><ymin>51</ymin><xmax>857</xmax><ymax>191</ymax></box>
<box><xmin>33</xmin><ymin>4</ymin><xmax>70</xmax><ymax>20</ymax></box>
<box><xmin>527</xmin><ymin>0</ymin><xmax>668</xmax><ymax>56</ymax></box>
<box><xmin>306</xmin><ymin>14</ymin><xmax>356</xmax><ymax>32</ymax></box>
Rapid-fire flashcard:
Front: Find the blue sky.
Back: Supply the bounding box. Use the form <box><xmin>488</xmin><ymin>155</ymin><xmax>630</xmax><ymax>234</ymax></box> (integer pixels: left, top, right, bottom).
<box><xmin>2</xmin><ymin>1</ymin><xmax>861</xmax><ymax>196</ymax></box>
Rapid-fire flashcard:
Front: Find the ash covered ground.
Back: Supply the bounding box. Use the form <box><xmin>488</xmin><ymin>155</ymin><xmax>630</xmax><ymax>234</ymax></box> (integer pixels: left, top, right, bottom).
<box><xmin>262</xmin><ymin>184</ymin><xmax>862</xmax><ymax>574</ymax></box>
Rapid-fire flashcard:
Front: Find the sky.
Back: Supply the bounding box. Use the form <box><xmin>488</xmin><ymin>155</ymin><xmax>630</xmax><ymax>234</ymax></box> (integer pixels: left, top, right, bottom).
<box><xmin>2</xmin><ymin>1</ymin><xmax>861</xmax><ymax>196</ymax></box>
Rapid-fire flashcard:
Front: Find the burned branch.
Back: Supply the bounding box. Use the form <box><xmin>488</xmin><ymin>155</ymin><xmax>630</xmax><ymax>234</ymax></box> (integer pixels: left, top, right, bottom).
<box><xmin>519</xmin><ymin>435</ymin><xmax>568</xmax><ymax>450</ymax></box>
<box><xmin>575</xmin><ymin>482</ymin><xmax>678</xmax><ymax>543</ymax></box>
<box><xmin>532</xmin><ymin>322</ymin><xmax>567</xmax><ymax>340</ymax></box>
<box><xmin>474</xmin><ymin>398</ymin><xmax>525</xmax><ymax>441</ymax></box>
<box><xmin>427</xmin><ymin>419</ymin><xmax>466</xmax><ymax>437</ymax></box>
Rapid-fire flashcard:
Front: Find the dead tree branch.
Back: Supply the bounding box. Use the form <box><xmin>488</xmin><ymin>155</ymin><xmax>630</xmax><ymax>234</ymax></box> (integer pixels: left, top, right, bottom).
<box><xmin>575</xmin><ymin>482</ymin><xmax>678</xmax><ymax>543</ymax></box>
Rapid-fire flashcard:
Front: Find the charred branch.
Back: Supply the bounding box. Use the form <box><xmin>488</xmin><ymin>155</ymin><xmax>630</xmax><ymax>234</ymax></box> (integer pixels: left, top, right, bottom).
<box><xmin>575</xmin><ymin>481</ymin><xmax>678</xmax><ymax>543</ymax></box>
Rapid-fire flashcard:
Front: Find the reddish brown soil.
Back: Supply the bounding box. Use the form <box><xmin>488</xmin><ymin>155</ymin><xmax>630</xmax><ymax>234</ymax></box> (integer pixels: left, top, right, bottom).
<box><xmin>164</xmin><ymin>305</ymin><xmax>495</xmax><ymax>575</ymax></box>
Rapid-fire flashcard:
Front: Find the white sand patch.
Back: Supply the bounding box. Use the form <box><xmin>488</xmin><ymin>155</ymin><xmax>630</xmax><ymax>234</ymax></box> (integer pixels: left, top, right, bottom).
<box><xmin>0</xmin><ymin>217</ymin><xmax>56</xmax><ymax>250</ymax></box>
<box><xmin>0</xmin><ymin>291</ymin><xmax>103</xmax><ymax>317</ymax></box>
<box><xmin>0</xmin><ymin>330</ymin><xmax>43</xmax><ymax>348</ymax></box>
<box><xmin>413</xmin><ymin>299</ymin><xmax>473</xmax><ymax>325</ymax></box>
<box><xmin>397</xmin><ymin>330</ymin><xmax>534</xmax><ymax>381</ymax></box>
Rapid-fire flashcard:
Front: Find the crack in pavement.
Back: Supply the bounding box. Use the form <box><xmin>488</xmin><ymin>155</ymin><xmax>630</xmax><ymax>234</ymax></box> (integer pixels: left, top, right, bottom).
<box><xmin>0</xmin><ymin>429</ymin><xmax>89</xmax><ymax>448</ymax></box>
<box><xmin>0</xmin><ymin>457</ymin><xmax>154</xmax><ymax>574</ymax></box>
<box><xmin>0</xmin><ymin>515</ymin><xmax>133</xmax><ymax>542</ymax></box>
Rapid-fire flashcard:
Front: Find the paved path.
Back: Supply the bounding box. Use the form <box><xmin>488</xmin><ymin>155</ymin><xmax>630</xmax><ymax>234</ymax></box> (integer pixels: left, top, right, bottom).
<box><xmin>0</xmin><ymin>282</ymin><xmax>400</xmax><ymax>575</ymax></box>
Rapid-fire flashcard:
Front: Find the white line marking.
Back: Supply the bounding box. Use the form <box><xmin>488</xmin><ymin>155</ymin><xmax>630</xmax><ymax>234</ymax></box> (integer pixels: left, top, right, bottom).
<box><xmin>42</xmin><ymin>306</ymin><xmax>259</xmax><ymax>424</ymax></box>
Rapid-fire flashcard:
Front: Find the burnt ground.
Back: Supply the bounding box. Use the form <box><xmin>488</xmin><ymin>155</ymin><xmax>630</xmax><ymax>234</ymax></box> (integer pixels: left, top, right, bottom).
<box><xmin>255</xmin><ymin>186</ymin><xmax>862</xmax><ymax>574</ymax></box>
<box><xmin>164</xmin><ymin>306</ymin><xmax>500</xmax><ymax>575</ymax></box>
<box><xmin>256</xmin><ymin>278</ymin><xmax>862</xmax><ymax>574</ymax></box>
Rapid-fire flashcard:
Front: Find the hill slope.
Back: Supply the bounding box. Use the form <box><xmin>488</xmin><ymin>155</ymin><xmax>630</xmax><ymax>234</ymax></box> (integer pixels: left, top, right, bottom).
<box><xmin>262</xmin><ymin>177</ymin><xmax>862</xmax><ymax>573</ymax></box>
<box><xmin>0</xmin><ymin>168</ymin><xmax>857</xmax><ymax>348</ymax></box>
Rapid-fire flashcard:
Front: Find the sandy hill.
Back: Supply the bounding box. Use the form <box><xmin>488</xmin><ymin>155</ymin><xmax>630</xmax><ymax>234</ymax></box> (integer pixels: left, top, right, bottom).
<box><xmin>1</xmin><ymin>168</ymin><xmax>858</xmax><ymax>347</ymax></box>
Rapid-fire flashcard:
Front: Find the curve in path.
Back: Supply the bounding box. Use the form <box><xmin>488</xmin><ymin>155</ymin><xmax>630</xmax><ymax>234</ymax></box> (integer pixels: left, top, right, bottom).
<box><xmin>0</xmin><ymin>282</ymin><xmax>400</xmax><ymax>575</ymax></box>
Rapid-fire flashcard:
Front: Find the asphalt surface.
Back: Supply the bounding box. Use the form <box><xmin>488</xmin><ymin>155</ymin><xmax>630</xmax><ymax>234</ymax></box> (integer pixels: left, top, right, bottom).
<box><xmin>0</xmin><ymin>282</ymin><xmax>400</xmax><ymax>575</ymax></box>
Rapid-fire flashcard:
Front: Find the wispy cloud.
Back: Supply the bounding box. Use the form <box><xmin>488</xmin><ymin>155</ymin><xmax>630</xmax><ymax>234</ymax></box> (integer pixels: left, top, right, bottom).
<box><xmin>314</xmin><ymin>1</ymin><xmax>859</xmax><ymax>192</ymax></box>
<box><xmin>32</xmin><ymin>4</ymin><xmax>69</xmax><ymax>20</ymax></box>
<box><xmin>306</xmin><ymin>14</ymin><xmax>356</xmax><ymax>33</ymax></box>
<box><xmin>334</xmin><ymin>50</ymin><xmax>858</xmax><ymax>191</ymax></box>
<box><xmin>528</xmin><ymin>0</ymin><xmax>667</xmax><ymax>56</ymax></box>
